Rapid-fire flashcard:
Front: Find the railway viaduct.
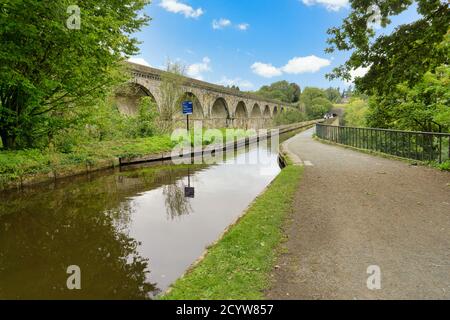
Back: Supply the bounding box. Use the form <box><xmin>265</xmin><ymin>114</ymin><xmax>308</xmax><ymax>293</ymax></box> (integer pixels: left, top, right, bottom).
<box><xmin>115</xmin><ymin>62</ymin><xmax>295</xmax><ymax>129</ymax></box>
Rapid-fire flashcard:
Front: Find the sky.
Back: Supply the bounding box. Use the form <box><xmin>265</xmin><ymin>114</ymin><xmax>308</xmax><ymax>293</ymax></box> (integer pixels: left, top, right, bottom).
<box><xmin>129</xmin><ymin>0</ymin><xmax>421</xmax><ymax>92</ymax></box>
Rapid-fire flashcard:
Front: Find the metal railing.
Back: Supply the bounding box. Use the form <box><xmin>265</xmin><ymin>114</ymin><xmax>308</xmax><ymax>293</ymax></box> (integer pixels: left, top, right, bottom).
<box><xmin>316</xmin><ymin>123</ymin><xmax>450</xmax><ymax>163</ymax></box>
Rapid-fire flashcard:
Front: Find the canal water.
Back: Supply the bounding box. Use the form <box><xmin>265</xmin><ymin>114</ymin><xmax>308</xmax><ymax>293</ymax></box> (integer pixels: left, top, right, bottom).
<box><xmin>0</xmin><ymin>133</ymin><xmax>294</xmax><ymax>299</ymax></box>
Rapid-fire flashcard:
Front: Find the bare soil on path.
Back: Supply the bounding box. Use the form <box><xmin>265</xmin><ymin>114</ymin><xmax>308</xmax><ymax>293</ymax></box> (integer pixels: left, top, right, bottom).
<box><xmin>266</xmin><ymin>128</ymin><xmax>450</xmax><ymax>299</ymax></box>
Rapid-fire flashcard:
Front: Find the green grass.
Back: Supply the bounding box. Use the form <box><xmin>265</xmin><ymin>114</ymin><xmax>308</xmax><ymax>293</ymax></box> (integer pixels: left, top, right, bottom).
<box><xmin>0</xmin><ymin>135</ymin><xmax>176</xmax><ymax>187</ymax></box>
<box><xmin>0</xmin><ymin>129</ymin><xmax>259</xmax><ymax>189</ymax></box>
<box><xmin>162</xmin><ymin>164</ymin><xmax>303</xmax><ymax>300</ymax></box>
<box><xmin>436</xmin><ymin>160</ymin><xmax>450</xmax><ymax>172</ymax></box>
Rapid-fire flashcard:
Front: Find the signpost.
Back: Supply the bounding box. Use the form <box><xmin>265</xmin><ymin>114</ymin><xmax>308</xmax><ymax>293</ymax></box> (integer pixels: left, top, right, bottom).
<box><xmin>184</xmin><ymin>168</ymin><xmax>195</xmax><ymax>198</ymax></box>
<box><xmin>182</xmin><ymin>101</ymin><xmax>193</xmax><ymax>132</ymax></box>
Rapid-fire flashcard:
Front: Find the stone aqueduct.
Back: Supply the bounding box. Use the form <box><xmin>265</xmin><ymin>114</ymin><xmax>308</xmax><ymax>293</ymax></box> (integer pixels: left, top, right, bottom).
<box><xmin>115</xmin><ymin>62</ymin><xmax>295</xmax><ymax>129</ymax></box>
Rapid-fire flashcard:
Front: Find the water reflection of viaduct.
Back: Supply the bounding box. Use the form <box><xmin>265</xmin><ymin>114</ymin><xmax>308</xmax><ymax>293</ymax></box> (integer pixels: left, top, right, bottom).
<box><xmin>116</xmin><ymin>62</ymin><xmax>295</xmax><ymax>129</ymax></box>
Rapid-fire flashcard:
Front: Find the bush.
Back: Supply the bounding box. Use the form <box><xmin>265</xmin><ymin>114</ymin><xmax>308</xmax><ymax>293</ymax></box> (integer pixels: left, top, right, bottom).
<box><xmin>132</xmin><ymin>97</ymin><xmax>159</xmax><ymax>138</ymax></box>
<box><xmin>438</xmin><ymin>160</ymin><xmax>450</xmax><ymax>171</ymax></box>
<box><xmin>274</xmin><ymin>109</ymin><xmax>307</xmax><ymax>125</ymax></box>
<box><xmin>305</xmin><ymin>97</ymin><xmax>333</xmax><ymax>119</ymax></box>
<box><xmin>343</xmin><ymin>98</ymin><xmax>369</xmax><ymax>127</ymax></box>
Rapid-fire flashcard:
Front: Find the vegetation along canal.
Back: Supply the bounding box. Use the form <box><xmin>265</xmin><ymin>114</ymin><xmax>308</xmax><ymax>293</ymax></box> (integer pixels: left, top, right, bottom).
<box><xmin>0</xmin><ymin>132</ymin><xmax>299</xmax><ymax>299</ymax></box>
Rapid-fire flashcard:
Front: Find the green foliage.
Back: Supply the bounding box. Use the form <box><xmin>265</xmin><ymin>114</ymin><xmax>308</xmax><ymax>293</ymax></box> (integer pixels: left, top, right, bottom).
<box><xmin>367</xmin><ymin>62</ymin><xmax>450</xmax><ymax>132</ymax></box>
<box><xmin>0</xmin><ymin>135</ymin><xmax>176</xmax><ymax>188</ymax></box>
<box><xmin>163</xmin><ymin>165</ymin><xmax>304</xmax><ymax>300</ymax></box>
<box><xmin>306</xmin><ymin>97</ymin><xmax>333</xmax><ymax>119</ymax></box>
<box><xmin>0</xmin><ymin>0</ymin><xmax>150</xmax><ymax>149</ymax></box>
<box><xmin>131</xmin><ymin>97</ymin><xmax>159</xmax><ymax>138</ymax></box>
<box><xmin>301</xmin><ymin>87</ymin><xmax>327</xmax><ymax>107</ymax></box>
<box><xmin>274</xmin><ymin>109</ymin><xmax>307</xmax><ymax>126</ymax></box>
<box><xmin>438</xmin><ymin>161</ymin><xmax>450</xmax><ymax>172</ymax></box>
<box><xmin>326</xmin><ymin>1</ymin><xmax>449</xmax><ymax>132</ymax></box>
<box><xmin>326</xmin><ymin>1</ymin><xmax>449</xmax><ymax>95</ymax></box>
<box><xmin>325</xmin><ymin>87</ymin><xmax>342</xmax><ymax>103</ymax></box>
<box><xmin>256</xmin><ymin>81</ymin><xmax>301</xmax><ymax>103</ymax></box>
<box><xmin>343</xmin><ymin>98</ymin><xmax>369</xmax><ymax>127</ymax></box>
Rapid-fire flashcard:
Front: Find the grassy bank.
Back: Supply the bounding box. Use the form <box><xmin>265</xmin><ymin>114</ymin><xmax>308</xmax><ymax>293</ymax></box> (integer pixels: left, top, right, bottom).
<box><xmin>162</xmin><ymin>164</ymin><xmax>303</xmax><ymax>300</ymax></box>
<box><xmin>0</xmin><ymin>128</ymin><xmax>257</xmax><ymax>189</ymax></box>
<box><xmin>0</xmin><ymin>135</ymin><xmax>175</xmax><ymax>189</ymax></box>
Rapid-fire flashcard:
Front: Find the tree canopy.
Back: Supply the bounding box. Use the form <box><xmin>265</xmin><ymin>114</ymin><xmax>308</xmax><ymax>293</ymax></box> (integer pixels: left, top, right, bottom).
<box><xmin>0</xmin><ymin>0</ymin><xmax>150</xmax><ymax>149</ymax></box>
<box><xmin>326</xmin><ymin>0</ymin><xmax>449</xmax><ymax>132</ymax></box>
<box><xmin>256</xmin><ymin>81</ymin><xmax>301</xmax><ymax>103</ymax></box>
<box><xmin>300</xmin><ymin>87</ymin><xmax>326</xmax><ymax>107</ymax></box>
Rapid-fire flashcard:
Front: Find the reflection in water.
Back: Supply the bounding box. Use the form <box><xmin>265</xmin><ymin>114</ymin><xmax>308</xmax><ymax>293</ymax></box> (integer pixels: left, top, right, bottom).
<box><xmin>0</xmin><ymin>134</ymin><xmax>291</xmax><ymax>299</ymax></box>
<box><xmin>163</xmin><ymin>180</ymin><xmax>192</xmax><ymax>220</ymax></box>
<box><xmin>0</xmin><ymin>183</ymin><xmax>157</xmax><ymax>299</ymax></box>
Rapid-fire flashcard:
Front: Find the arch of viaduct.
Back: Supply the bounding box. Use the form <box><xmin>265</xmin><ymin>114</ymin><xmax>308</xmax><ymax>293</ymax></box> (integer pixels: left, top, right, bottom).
<box><xmin>115</xmin><ymin>62</ymin><xmax>296</xmax><ymax>129</ymax></box>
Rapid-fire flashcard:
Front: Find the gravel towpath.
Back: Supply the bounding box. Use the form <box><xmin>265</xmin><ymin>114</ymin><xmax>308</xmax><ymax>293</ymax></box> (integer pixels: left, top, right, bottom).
<box><xmin>266</xmin><ymin>128</ymin><xmax>450</xmax><ymax>299</ymax></box>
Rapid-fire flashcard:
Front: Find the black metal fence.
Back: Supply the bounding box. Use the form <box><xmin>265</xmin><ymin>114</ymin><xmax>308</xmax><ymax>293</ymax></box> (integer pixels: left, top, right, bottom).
<box><xmin>316</xmin><ymin>123</ymin><xmax>450</xmax><ymax>163</ymax></box>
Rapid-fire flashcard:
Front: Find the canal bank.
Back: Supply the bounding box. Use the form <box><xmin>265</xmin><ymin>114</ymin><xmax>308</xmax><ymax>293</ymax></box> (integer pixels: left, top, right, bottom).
<box><xmin>0</xmin><ymin>121</ymin><xmax>318</xmax><ymax>191</ymax></box>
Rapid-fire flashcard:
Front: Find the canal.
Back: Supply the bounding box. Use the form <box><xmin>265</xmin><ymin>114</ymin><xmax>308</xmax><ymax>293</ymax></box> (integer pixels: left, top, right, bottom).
<box><xmin>0</xmin><ymin>132</ymin><xmax>296</xmax><ymax>299</ymax></box>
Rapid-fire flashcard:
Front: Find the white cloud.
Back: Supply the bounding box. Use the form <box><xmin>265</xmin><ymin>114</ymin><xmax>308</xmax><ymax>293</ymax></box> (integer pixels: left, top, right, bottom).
<box><xmin>251</xmin><ymin>62</ymin><xmax>283</xmax><ymax>78</ymax></box>
<box><xmin>237</xmin><ymin>23</ymin><xmax>250</xmax><ymax>31</ymax></box>
<box><xmin>159</xmin><ymin>0</ymin><xmax>204</xmax><ymax>18</ymax></box>
<box><xmin>127</xmin><ymin>57</ymin><xmax>151</xmax><ymax>67</ymax></box>
<box><xmin>346</xmin><ymin>66</ymin><xmax>370</xmax><ymax>84</ymax></box>
<box><xmin>187</xmin><ymin>57</ymin><xmax>211</xmax><ymax>80</ymax></box>
<box><xmin>301</xmin><ymin>0</ymin><xmax>349</xmax><ymax>11</ymax></box>
<box><xmin>251</xmin><ymin>55</ymin><xmax>331</xmax><ymax>78</ymax></box>
<box><xmin>212</xmin><ymin>19</ymin><xmax>249</xmax><ymax>31</ymax></box>
<box><xmin>281</xmin><ymin>55</ymin><xmax>331</xmax><ymax>74</ymax></box>
<box><xmin>212</xmin><ymin>18</ymin><xmax>232</xmax><ymax>29</ymax></box>
<box><xmin>217</xmin><ymin>77</ymin><xmax>254</xmax><ymax>89</ymax></box>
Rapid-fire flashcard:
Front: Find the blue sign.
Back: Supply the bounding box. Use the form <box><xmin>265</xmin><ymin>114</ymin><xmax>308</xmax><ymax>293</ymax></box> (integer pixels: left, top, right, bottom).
<box><xmin>182</xmin><ymin>101</ymin><xmax>193</xmax><ymax>115</ymax></box>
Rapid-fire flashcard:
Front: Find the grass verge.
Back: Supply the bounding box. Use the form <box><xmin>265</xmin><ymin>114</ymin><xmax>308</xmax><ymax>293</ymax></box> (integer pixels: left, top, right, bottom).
<box><xmin>162</xmin><ymin>164</ymin><xmax>303</xmax><ymax>300</ymax></box>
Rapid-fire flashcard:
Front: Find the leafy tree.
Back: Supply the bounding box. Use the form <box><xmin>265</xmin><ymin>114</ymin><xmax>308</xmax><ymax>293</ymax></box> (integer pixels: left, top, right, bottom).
<box><xmin>306</xmin><ymin>97</ymin><xmax>333</xmax><ymax>119</ymax></box>
<box><xmin>158</xmin><ymin>61</ymin><xmax>186</xmax><ymax>133</ymax></box>
<box><xmin>0</xmin><ymin>0</ymin><xmax>150</xmax><ymax>149</ymax></box>
<box><xmin>301</xmin><ymin>87</ymin><xmax>327</xmax><ymax>107</ymax></box>
<box><xmin>366</xmin><ymin>31</ymin><xmax>450</xmax><ymax>132</ymax></box>
<box><xmin>325</xmin><ymin>87</ymin><xmax>342</xmax><ymax>103</ymax></box>
<box><xmin>326</xmin><ymin>0</ymin><xmax>449</xmax><ymax>96</ymax></box>
<box><xmin>326</xmin><ymin>1</ymin><xmax>449</xmax><ymax>132</ymax></box>
<box><xmin>257</xmin><ymin>81</ymin><xmax>301</xmax><ymax>103</ymax></box>
<box><xmin>343</xmin><ymin>98</ymin><xmax>369</xmax><ymax>127</ymax></box>
<box><xmin>133</xmin><ymin>97</ymin><xmax>159</xmax><ymax>138</ymax></box>
<box><xmin>367</xmin><ymin>64</ymin><xmax>450</xmax><ymax>132</ymax></box>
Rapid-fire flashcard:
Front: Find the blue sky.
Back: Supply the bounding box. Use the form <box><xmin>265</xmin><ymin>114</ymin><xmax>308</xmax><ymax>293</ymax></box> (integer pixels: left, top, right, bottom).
<box><xmin>130</xmin><ymin>0</ymin><xmax>420</xmax><ymax>92</ymax></box>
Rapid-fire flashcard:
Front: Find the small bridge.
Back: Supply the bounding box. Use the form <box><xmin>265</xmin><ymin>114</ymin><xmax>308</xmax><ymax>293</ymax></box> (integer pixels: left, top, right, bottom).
<box><xmin>115</xmin><ymin>62</ymin><xmax>296</xmax><ymax>129</ymax></box>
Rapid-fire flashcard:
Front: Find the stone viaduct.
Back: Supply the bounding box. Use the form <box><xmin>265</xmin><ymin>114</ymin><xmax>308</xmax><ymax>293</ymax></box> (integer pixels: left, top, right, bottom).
<box><xmin>115</xmin><ymin>62</ymin><xmax>296</xmax><ymax>129</ymax></box>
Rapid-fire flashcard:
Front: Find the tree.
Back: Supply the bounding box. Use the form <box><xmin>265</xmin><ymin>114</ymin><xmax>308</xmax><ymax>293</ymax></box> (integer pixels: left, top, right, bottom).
<box><xmin>343</xmin><ymin>98</ymin><xmax>369</xmax><ymax>127</ymax></box>
<box><xmin>158</xmin><ymin>61</ymin><xmax>186</xmax><ymax>133</ymax></box>
<box><xmin>326</xmin><ymin>1</ymin><xmax>449</xmax><ymax>96</ymax></box>
<box><xmin>301</xmin><ymin>87</ymin><xmax>327</xmax><ymax>107</ymax></box>
<box><xmin>325</xmin><ymin>87</ymin><xmax>342</xmax><ymax>103</ymax></box>
<box><xmin>306</xmin><ymin>97</ymin><xmax>333</xmax><ymax>119</ymax></box>
<box><xmin>326</xmin><ymin>1</ymin><xmax>449</xmax><ymax>132</ymax></box>
<box><xmin>0</xmin><ymin>0</ymin><xmax>150</xmax><ymax>149</ymax></box>
<box><xmin>256</xmin><ymin>81</ymin><xmax>301</xmax><ymax>103</ymax></box>
<box><xmin>367</xmin><ymin>64</ymin><xmax>450</xmax><ymax>132</ymax></box>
